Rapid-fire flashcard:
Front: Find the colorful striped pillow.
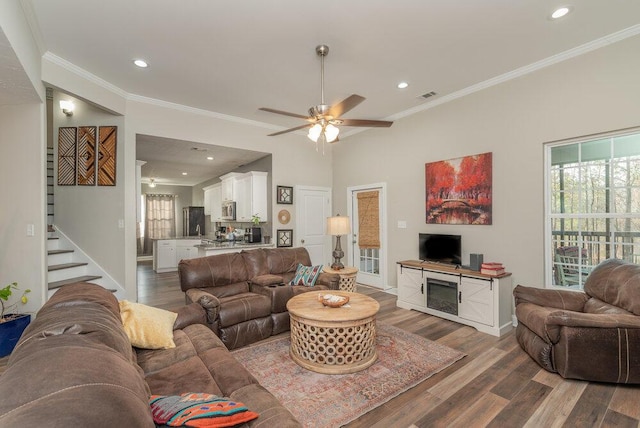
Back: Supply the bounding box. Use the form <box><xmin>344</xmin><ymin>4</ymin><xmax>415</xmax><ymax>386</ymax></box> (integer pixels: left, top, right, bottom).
<box><xmin>149</xmin><ymin>393</ymin><xmax>259</xmax><ymax>427</ymax></box>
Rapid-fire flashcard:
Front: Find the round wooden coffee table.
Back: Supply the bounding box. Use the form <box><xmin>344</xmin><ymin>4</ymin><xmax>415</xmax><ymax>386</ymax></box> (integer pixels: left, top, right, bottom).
<box><xmin>286</xmin><ymin>291</ymin><xmax>380</xmax><ymax>374</ymax></box>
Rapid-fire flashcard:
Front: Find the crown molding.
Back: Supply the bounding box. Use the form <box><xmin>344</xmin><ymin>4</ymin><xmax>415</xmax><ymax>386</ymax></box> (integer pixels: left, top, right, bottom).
<box><xmin>20</xmin><ymin>0</ymin><xmax>46</xmax><ymax>55</ymax></box>
<box><xmin>126</xmin><ymin>93</ymin><xmax>281</xmax><ymax>132</ymax></box>
<box><xmin>386</xmin><ymin>23</ymin><xmax>640</xmax><ymax>123</ymax></box>
<box><xmin>43</xmin><ymin>52</ymin><xmax>129</xmax><ymax>99</ymax></box>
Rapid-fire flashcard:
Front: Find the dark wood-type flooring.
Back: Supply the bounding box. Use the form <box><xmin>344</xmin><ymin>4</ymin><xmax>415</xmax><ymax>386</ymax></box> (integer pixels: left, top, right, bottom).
<box><xmin>2</xmin><ymin>261</ymin><xmax>638</xmax><ymax>427</ymax></box>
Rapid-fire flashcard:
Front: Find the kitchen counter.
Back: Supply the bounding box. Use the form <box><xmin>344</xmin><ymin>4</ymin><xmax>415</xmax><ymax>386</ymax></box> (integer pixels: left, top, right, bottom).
<box><xmin>196</xmin><ymin>241</ymin><xmax>274</xmax><ymax>257</ymax></box>
<box><xmin>195</xmin><ymin>241</ymin><xmax>272</xmax><ymax>249</ymax></box>
<box><xmin>153</xmin><ymin>238</ymin><xmax>274</xmax><ymax>273</ymax></box>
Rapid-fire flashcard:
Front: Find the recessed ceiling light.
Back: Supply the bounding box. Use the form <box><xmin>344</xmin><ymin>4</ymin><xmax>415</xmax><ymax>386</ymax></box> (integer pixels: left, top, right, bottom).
<box><xmin>207</xmin><ymin>156</ymin><xmax>214</xmax><ymax>160</ymax></box>
<box><xmin>182</xmin><ymin>172</ymin><xmax>188</xmax><ymax>176</ymax></box>
<box><xmin>397</xmin><ymin>82</ymin><xmax>409</xmax><ymax>89</ymax></box>
<box><xmin>551</xmin><ymin>6</ymin><xmax>571</xmax><ymax>19</ymax></box>
<box><xmin>133</xmin><ymin>59</ymin><xmax>148</xmax><ymax>68</ymax></box>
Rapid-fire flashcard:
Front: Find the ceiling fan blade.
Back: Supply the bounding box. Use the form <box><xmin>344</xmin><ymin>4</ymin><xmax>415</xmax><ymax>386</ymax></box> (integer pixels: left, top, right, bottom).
<box><xmin>328</xmin><ymin>94</ymin><xmax>365</xmax><ymax>118</ymax></box>
<box><xmin>267</xmin><ymin>123</ymin><xmax>312</xmax><ymax>137</ymax></box>
<box><xmin>259</xmin><ymin>107</ymin><xmax>310</xmax><ymax>120</ymax></box>
<box><xmin>339</xmin><ymin>118</ymin><xmax>393</xmax><ymax>128</ymax></box>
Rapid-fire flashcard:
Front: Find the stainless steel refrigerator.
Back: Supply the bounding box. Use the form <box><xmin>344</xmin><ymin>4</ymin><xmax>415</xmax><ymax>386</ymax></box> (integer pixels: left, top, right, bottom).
<box><xmin>183</xmin><ymin>206</ymin><xmax>205</xmax><ymax>236</ymax></box>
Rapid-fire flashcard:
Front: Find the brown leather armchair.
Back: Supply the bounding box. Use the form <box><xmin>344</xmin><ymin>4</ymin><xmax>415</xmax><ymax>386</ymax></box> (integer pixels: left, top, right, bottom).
<box><xmin>179</xmin><ymin>251</ymin><xmax>273</xmax><ymax>350</ymax></box>
<box><xmin>514</xmin><ymin>258</ymin><xmax>640</xmax><ymax>384</ymax></box>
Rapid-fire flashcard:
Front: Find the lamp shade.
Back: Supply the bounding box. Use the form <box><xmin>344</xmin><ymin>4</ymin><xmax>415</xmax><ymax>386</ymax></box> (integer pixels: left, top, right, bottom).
<box><xmin>308</xmin><ymin>123</ymin><xmax>322</xmax><ymax>142</ymax></box>
<box><xmin>324</xmin><ymin>124</ymin><xmax>339</xmax><ymax>142</ymax></box>
<box><xmin>327</xmin><ymin>216</ymin><xmax>351</xmax><ymax>236</ymax></box>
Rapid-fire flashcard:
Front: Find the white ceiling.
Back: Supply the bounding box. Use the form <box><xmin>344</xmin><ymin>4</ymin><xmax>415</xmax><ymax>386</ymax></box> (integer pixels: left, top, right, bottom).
<box><xmin>136</xmin><ymin>135</ymin><xmax>269</xmax><ymax>186</ymax></box>
<box><xmin>20</xmin><ymin>1</ymin><xmax>640</xmax><ymax>184</ymax></box>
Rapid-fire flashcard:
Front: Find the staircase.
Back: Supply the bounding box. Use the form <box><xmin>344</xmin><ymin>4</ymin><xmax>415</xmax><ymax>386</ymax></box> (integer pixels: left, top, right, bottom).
<box><xmin>46</xmin><ymin>148</ymin><xmax>119</xmax><ymax>298</ymax></box>
<box><xmin>47</xmin><ymin>236</ymin><xmax>103</xmax><ymax>292</ymax></box>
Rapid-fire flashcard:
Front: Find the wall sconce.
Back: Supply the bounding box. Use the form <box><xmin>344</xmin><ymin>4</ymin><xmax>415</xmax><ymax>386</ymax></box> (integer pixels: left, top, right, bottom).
<box><xmin>148</xmin><ymin>178</ymin><xmax>156</xmax><ymax>188</ymax></box>
<box><xmin>59</xmin><ymin>100</ymin><xmax>75</xmax><ymax>116</ymax></box>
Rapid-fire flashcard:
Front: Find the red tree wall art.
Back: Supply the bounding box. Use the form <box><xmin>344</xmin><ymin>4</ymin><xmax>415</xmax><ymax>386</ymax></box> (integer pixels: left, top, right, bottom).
<box><xmin>425</xmin><ymin>152</ymin><xmax>492</xmax><ymax>224</ymax></box>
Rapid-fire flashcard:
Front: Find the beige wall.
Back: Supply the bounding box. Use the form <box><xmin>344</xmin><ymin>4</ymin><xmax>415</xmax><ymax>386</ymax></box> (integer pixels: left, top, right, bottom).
<box><xmin>0</xmin><ymin>1</ymin><xmax>46</xmax><ymax>314</ymax></box>
<box><xmin>332</xmin><ymin>34</ymin><xmax>640</xmax><ymax>289</ymax></box>
<box><xmin>52</xmin><ymin>93</ymin><xmax>126</xmax><ymax>285</ymax></box>
<box><xmin>0</xmin><ymin>103</ymin><xmax>46</xmax><ymax>315</ymax></box>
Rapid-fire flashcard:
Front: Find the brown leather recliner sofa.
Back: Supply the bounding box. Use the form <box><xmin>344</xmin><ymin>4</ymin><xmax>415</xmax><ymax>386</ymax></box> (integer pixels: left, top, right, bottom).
<box><xmin>514</xmin><ymin>258</ymin><xmax>640</xmax><ymax>384</ymax></box>
<box><xmin>0</xmin><ymin>282</ymin><xmax>300</xmax><ymax>427</ymax></box>
<box><xmin>179</xmin><ymin>247</ymin><xmax>339</xmax><ymax>350</ymax></box>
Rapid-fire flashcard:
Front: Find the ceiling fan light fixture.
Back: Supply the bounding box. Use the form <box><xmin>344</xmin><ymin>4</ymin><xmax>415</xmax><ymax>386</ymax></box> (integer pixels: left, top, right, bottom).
<box><xmin>308</xmin><ymin>123</ymin><xmax>322</xmax><ymax>143</ymax></box>
<box><xmin>324</xmin><ymin>124</ymin><xmax>339</xmax><ymax>142</ymax></box>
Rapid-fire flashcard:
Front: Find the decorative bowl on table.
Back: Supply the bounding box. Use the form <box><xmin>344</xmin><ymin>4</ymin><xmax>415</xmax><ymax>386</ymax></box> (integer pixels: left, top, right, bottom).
<box><xmin>318</xmin><ymin>293</ymin><xmax>349</xmax><ymax>308</ymax></box>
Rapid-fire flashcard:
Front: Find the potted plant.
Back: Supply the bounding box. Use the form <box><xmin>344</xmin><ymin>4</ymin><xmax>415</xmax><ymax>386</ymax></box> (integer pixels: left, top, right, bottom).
<box><xmin>251</xmin><ymin>214</ymin><xmax>261</xmax><ymax>226</ymax></box>
<box><xmin>0</xmin><ymin>282</ymin><xmax>31</xmax><ymax>357</ymax></box>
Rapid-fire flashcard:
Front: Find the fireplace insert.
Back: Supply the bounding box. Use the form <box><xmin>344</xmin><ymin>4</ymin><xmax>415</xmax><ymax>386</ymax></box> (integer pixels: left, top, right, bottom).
<box><xmin>426</xmin><ymin>276</ymin><xmax>458</xmax><ymax>316</ymax></box>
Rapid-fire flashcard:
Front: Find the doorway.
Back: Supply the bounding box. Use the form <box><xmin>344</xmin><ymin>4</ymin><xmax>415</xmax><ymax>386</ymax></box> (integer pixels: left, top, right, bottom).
<box><xmin>294</xmin><ymin>186</ymin><xmax>332</xmax><ymax>266</ymax></box>
<box><xmin>347</xmin><ymin>183</ymin><xmax>387</xmax><ymax>289</ymax></box>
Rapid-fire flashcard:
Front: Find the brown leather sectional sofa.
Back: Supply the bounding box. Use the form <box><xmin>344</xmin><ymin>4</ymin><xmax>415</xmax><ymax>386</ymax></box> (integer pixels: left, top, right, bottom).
<box><xmin>514</xmin><ymin>258</ymin><xmax>640</xmax><ymax>383</ymax></box>
<box><xmin>179</xmin><ymin>246</ymin><xmax>340</xmax><ymax>350</ymax></box>
<box><xmin>0</xmin><ymin>282</ymin><xmax>301</xmax><ymax>427</ymax></box>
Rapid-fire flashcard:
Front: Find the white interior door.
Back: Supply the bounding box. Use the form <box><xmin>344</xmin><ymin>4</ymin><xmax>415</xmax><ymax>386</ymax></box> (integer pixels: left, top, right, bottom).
<box><xmin>294</xmin><ymin>186</ymin><xmax>331</xmax><ymax>266</ymax></box>
<box><xmin>348</xmin><ymin>184</ymin><xmax>387</xmax><ymax>289</ymax></box>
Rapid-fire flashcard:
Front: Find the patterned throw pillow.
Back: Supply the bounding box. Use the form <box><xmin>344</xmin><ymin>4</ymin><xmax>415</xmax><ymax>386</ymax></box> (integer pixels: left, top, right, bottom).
<box><xmin>289</xmin><ymin>263</ymin><xmax>323</xmax><ymax>287</ymax></box>
<box><xmin>149</xmin><ymin>393</ymin><xmax>259</xmax><ymax>427</ymax></box>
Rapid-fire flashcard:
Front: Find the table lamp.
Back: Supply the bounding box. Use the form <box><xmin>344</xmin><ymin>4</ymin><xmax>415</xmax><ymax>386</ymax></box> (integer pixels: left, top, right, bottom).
<box><xmin>327</xmin><ymin>215</ymin><xmax>351</xmax><ymax>270</ymax></box>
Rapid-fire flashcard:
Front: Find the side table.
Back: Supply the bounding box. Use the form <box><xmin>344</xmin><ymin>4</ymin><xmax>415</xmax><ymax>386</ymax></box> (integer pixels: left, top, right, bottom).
<box><xmin>323</xmin><ymin>266</ymin><xmax>358</xmax><ymax>292</ymax></box>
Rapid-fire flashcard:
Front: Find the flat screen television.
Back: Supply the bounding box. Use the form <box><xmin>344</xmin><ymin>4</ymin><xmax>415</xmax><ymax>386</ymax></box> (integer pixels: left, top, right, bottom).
<box><xmin>419</xmin><ymin>233</ymin><xmax>462</xmax><ymax>265</ymax></box>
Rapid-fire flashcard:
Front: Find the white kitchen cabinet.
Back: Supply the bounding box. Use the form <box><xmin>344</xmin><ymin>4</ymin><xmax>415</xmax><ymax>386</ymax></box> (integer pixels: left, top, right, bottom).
<box><xmin>218</xmin><ymin>171</ymin><xmax>268</xmax><ymax>222</ymax></box>
<box><xmin>235</xmin><ymin>171</ymin><xmax>268</xmax><ymax>222</ymax></box>
<box><xmin>154</xmin><ymin>240</ymin><xmax>176</xmax><ymax>273</ymax></box>
<box><xmin>235</xmin><ymin>174</ymin><xmax>251</xmax><ymax>221</ymax></box>
<box><xmin>203</xmin><ymin>185</ymin><xmax>213</xmax><ymax>216</ymax></box>
<box><xmin>204</xmin><ymin>183</ymin><xmax>222</xmax><ymax>219</ymax></box>
<box><xmin>220</xmin><ymin>173</ymin><xmax>241</xmax><ymax>202</ymax></box>
<box><xmin>210</xmin><ymin>184</ymin><xmax>222</xmax><ymax>222</ymax></box>
<box><xmin>176</xmin><ymin>239</ymin><xmax>201</xmax><ymax>263</ymax></box>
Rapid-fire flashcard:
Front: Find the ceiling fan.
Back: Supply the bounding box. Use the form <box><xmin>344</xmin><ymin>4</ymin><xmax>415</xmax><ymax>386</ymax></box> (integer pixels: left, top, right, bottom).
<box><xmin>259</xmin><ymin>44</ymin><xmax>393</xmax><ymax>148</ymax></box>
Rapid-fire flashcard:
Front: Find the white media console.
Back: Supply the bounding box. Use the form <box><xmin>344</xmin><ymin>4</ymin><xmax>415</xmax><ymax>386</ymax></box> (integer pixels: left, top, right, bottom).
<box><xmin>396</xmin><ymin>260</ymin><xmax>513</xmax><ymax>337</ymax></box>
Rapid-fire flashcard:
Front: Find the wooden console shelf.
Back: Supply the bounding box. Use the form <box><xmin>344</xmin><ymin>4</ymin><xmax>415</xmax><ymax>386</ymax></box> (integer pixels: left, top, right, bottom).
<box><xmin>396</xmin><ymin>260</ymin><xmax>513</xmax><ymax>337</ymax></box>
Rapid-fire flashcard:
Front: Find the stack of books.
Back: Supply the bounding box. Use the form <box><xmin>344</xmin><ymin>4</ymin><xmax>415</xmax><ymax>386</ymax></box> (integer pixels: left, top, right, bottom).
<box><xmin>481</xmin><ymin>262</ymin><xmax>505</xmax><ymax>276</ymax></box>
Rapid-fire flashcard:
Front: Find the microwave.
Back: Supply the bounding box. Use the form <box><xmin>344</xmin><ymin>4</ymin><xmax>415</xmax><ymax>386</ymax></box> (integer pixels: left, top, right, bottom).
<box><xmin>221</xmin><ymin>201</ymin><xmax>236</xmax><ymax>220</ymax></box>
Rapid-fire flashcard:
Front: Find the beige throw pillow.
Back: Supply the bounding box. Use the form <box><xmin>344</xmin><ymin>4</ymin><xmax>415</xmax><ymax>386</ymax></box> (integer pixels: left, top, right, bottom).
<box><xmin>119</xmin><ymin>300</ymin><xmax>177</xmax><ymax>349</ymax></box>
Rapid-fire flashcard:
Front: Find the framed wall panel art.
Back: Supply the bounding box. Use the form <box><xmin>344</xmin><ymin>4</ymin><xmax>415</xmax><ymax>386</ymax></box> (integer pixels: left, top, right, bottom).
<box><xmin>277</xmin><ymin>229</ymin><xmax>293</xmax><ymax>247</ymax></box>
<box><xmin>276</xmin><ymin>185</ymin><xmax>293</xmax><ymax>204</ymax></box>
<box><xmin>57</xmin><ymin>127</ymin><xmax>77</xmax><ymax>186</ymax></box>
<box><xmin>77</xmin><ymin>126</ymin><xmax>96</xmax><ymax>186</ymax></box>
<box><xmin>98</xmin><ymin>126</ymin><xmax>117</xmax><ymax>186</ymax></box>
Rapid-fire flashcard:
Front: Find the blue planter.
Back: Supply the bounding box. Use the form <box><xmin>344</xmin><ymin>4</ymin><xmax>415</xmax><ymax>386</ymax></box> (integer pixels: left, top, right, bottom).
<box><xmin>0</xmin><ymin>314</ymin><xmax>31</xmax><ymax>358</ymax></box>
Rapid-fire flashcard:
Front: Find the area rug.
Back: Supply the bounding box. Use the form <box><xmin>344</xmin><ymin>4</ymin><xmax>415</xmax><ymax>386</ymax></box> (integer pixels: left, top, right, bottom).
<box><xmin>231</xmin><ymin>323</ymin><xmax>465</xmax><ymax>428</ymax></box>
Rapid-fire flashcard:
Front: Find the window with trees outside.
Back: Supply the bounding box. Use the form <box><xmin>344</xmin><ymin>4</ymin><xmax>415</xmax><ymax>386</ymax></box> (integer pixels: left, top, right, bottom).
<box><xmin>546</xmin><ymin>130</ymin><xmax>640</xmax><ymax>289</ymax></box>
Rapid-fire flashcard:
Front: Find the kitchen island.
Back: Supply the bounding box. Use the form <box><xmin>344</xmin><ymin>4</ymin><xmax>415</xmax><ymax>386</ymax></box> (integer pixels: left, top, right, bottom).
<box><xmin>195</xmin><ymin>241</ymin><xmax>274</xmax><ymax>257</ymax></box>
<box><xmin>153</xmin><ymin>238</ymin><xmax>273</xmax><ymax>273</ymax></box>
